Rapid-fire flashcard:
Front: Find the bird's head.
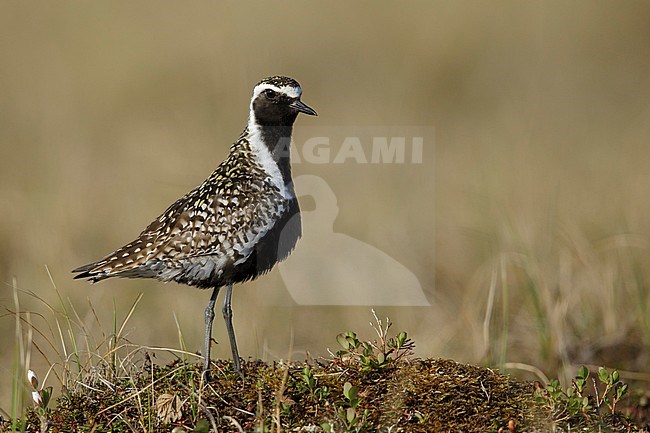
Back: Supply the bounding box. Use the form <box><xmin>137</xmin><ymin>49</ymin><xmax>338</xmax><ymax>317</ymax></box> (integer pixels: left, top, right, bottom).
<box><xmin>249</xmin><ymin>76</ymin><xmax>317</xmax><ymax>127</ymax></box>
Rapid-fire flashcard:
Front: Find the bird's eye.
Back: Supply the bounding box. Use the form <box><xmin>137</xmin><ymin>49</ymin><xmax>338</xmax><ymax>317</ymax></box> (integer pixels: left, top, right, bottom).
<box><xmin>264</xmin><ymin>89</ymin><xmax>277</xmax><ymax>99</ymax></box>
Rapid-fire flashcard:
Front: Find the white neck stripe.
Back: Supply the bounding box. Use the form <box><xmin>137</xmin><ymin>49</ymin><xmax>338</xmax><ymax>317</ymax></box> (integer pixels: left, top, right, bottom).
<box><xmin>246</xmin><ymin>121</ymin><xmax>294</xmax><ymax>200</ymax></box>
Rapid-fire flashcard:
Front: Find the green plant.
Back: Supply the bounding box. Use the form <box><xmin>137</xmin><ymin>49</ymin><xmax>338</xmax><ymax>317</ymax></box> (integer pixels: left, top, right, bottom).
<box><xmin>594</xmin><ymin>366</ymin><xmax>629</xmax><ymax>414</ymax></box>
<box><xmin>340</xmin><ymin>382</ymin><xmax>369</xmax><ymax>432</ymax></box>
<box><xmin>536</xmin><ymin>378</ymin><xmax>589</xmax><ymax>424</ymax></box>
<box><xmin>334</xmin><ymin>310</ymin><xmax>414</xmax><ymax>370</ymax></box>
<box><xmin>535</xmin><ymin>365</ymin><xmax>630</xmax><ymax>427</ymax></box>
<box><xmin>299</xmin><ymin>365</ymin><xmax>330</xmax><ymax>401</ymax></box>
<box><xmin>322</xmin><ymin>382</ymin><xmax>370</xmax><ymax>433</ymax></box>
<box><xmin>570</xmin><ymin>366</ymin><xmax>628</xmax><ymax>414</ymax></box>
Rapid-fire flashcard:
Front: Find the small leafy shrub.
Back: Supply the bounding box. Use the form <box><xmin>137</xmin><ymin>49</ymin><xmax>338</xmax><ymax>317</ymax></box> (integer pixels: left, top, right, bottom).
<box><xmin>333</xmin><ymin>310</ymin><xmax>415</xmax><ymax>370</ymax></box>
<box><xmin>535</xmin><ymin>365</ymin><xmax>630</xmax><ymax>427</ymax></box>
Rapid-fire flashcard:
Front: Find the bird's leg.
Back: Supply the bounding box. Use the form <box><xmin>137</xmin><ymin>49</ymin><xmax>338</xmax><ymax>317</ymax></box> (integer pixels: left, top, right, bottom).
<box><xmin>203</xmin><ymin>286</ymin><xmax>221</xmax><ymax>380</ymax></box>
<box><xmin>222</xmin><ymin>284</ymin><xmax>243</xmax><ymax>378</ymax></box>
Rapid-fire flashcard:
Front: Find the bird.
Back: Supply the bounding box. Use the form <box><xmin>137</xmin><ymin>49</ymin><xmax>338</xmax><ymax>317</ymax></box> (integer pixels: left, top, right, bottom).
<box><xmin>72</xmin><ymin>75</ymin><xmax>317</xmax><ymax>379</ymax></box>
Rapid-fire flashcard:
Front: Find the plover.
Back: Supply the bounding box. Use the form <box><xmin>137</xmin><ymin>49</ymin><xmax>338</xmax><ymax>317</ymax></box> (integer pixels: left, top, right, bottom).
<box><xmin>73</xmin><ymin>76</ymin><xmax>317</xmax><ymax>378</ymax></box>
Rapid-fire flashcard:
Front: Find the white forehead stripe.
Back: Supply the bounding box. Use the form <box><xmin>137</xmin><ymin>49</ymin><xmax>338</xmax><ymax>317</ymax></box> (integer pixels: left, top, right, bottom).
<box><xmin>252</xmin><ymin>83</ymin><xmax>302</xmax><ymax>100</ymax></box>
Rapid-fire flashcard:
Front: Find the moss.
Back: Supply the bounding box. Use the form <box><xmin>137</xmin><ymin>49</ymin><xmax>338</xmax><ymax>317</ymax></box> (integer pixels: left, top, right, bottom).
<box><xmin>2</xmin><ymin>358</ymin><xmax>646</xmax><ymax>433</ymax></box>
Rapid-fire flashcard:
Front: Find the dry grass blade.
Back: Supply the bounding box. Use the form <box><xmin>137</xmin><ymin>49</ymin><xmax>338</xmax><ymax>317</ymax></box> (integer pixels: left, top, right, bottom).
<box><xmin>223</xmin><ymin>415</ymin><xmax>244</xmax><ymax>433</ymax></box>
<box><xmin>116</xmin><ymin>292</ymin><xmax>144</xmax><ymax>343</ymax></box>
<box><xmin>503</xmin><ymin>362</ymin><xmax>550</xmax><ymax>384</ymax></box>
<box><xmin>172</xmin><ymin>311</ymin><xmax>188</xmax><ymax>362</ymax></box>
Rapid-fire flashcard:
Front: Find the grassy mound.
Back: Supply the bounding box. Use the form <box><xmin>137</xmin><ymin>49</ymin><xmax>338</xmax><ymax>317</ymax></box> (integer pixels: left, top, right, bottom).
<box><xmin>5</xmin><ymin>357</ymin><xmax>646</xmax><ymax>433</ymax></box>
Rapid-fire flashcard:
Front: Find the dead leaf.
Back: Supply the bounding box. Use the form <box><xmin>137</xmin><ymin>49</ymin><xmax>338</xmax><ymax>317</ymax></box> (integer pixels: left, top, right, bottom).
<box><xmin>156</xmin><ymin>393</ymin><xmax>183</xmax><ymax>423</ymax></box>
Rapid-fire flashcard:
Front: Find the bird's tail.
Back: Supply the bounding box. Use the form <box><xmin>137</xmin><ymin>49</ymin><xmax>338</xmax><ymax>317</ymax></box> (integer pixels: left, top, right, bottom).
<box><xmin>72</xmin><ymin>238</ymin><xmax>158</xmax><ymax>282</ymax></box>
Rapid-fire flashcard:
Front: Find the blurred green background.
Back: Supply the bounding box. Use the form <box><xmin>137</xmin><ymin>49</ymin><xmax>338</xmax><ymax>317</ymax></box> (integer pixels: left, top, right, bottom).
<box><xmin>1</xmin><ymin>1</ymin><xmax>650</xmax><ymax>410</ymax></box>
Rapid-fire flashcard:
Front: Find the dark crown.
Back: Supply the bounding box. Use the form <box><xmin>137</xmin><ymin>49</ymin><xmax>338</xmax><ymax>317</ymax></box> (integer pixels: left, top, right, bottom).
<box><xmin>257</xmin><ymin>76</ymin><xmax>301</xmax><ymax>88</ymax></box>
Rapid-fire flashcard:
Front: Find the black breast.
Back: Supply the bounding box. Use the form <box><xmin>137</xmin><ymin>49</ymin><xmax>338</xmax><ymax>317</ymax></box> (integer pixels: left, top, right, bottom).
<box><xmin>215</xmin><ymin>197</ymin><xmax>302</xmax><ymax>286</ymax></box>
